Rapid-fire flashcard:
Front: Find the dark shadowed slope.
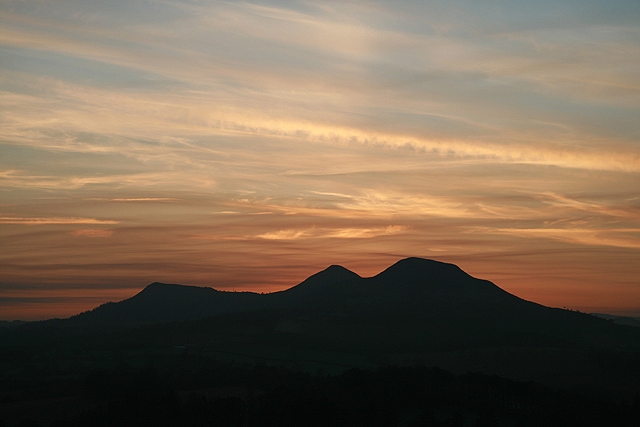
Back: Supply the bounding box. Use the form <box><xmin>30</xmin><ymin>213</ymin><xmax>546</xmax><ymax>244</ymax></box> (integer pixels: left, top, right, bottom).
<box><xmin>266</xmin><ymin>264</ymin><xmax>362</xmax><ymax>310</ymax></box>
<box><xmin>354</xmin><ymin>257</ymin><xmax>550</xmax><ymax>325</ymax></box>
<box><xmin>278</xmin><ymin>264</ymin><xmax>361</xmax><ymax>297</ymax></box>
<box><xmin>340</xmin><ymin>257</ymin><xmax>522</xmax><ymax>319</ymax></box>
<box><xmin>69</xmin><ymin>282</ymin><xmax>265</xmax><ymax>325</ymax></box>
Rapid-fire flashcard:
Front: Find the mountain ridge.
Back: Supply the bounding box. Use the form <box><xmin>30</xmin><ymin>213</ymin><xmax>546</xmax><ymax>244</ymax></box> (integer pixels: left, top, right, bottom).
<box><xmin>47</xmin><ymin>257</ymin><xmax>639</xmax><ymax>352</ymax></box>
<box><xmin>73</xmin><ymin>257</ymin><xmax>519</xmax><ymax>324</ymax></box>
<box><xmin>4</xmin><ymin>259</ymin><xmax>640</xmax><ymax>425</ymax></box>
<box><xmin>8</xmin><ymin>257</ymin><xmax>640</xmax><ymax>398</ymax></box>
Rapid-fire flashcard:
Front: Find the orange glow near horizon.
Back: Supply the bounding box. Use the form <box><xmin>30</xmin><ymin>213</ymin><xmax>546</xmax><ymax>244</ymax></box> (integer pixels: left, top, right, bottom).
<box><xmin>1</xmin><ymin>1</ymin><xmax>639</xmax><ymax>321</ymax></box>
<box><xmin>3</xmin><ymin>248</ymin><xmax>639</xmax><ymax>320</ymax></box>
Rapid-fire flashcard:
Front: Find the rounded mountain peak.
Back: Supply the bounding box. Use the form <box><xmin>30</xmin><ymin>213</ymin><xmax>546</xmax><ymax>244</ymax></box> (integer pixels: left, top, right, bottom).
<box><xmin>324</xmin><ymin>264</ymin><xmax>358</xmax><ymax>275</ymax></box>
<box><xmin>374</xmin><ymin>257</ymin><xmax>467</xmax><ymax>283</ymax></box>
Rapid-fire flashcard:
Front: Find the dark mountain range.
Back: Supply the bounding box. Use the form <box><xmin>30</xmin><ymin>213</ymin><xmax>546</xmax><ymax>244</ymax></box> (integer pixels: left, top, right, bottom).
<box><xmin>71</xmin><ymin>258</ymin><xmax>533</xmax><ymax>324</ymax></box>
<box><xmin>63</xmin><ymin>262</ymin><xmax>361</xmax><ymax>326</ymax></box>
<box><xmin>49</xmin><ymin>257</ymin><xmax>638</xmax><ymax>354</ymax></box>
<box><xmin>3</xmin><ymin>258</ymin><xmax>640</xmax><ymax>426</ymax></box>
<box><xmin>63</xmin><ymin>259</ymin><xmax>600</xmax><ymax>316</ymax></box>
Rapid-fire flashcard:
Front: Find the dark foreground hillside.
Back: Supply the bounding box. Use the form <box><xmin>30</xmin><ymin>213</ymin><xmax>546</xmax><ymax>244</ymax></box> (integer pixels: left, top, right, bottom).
<box><xmin>3</xmin><ymin>308</ymin><xmax>640</xmax><ymax>426</ymax></box>
<box><xmin>2</xmin><ymin>359</ymin><xmax>640</xmax><ymax>427</ymax></box>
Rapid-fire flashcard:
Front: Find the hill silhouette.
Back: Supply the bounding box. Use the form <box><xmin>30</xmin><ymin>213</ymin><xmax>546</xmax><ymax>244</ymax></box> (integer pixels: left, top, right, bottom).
<box><xmin>68</xmin><ymin>258</ymin><xmax>515</xmax><ymax>324</ymax></box>
<box><xmin>70</xmin><ymin>282</ymin><xmax>265</xmax><ymax>325</ymax></box>
<box><xmin>54</xmin><ymin>257</ymin><xmax>639</xmax><ymax>353</ymax></box>
<box><xmin>4</xmin><ymin>257</ymin><xmax>640</xmax><ymax>423</ymax></box>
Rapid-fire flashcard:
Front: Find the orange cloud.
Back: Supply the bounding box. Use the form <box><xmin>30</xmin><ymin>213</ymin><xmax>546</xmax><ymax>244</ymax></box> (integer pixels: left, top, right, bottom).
<box><xmin>71</xmin><ymin>229</ymin><xmax>114</xmax><ymax>238</ymax></box>
<box><xmin>0</xmin><ymin>217</ymin><xmax>119</xmax><ymax>225</ymax></box>
<box><xmin>256</xmin><ymin>226</ymin><xmax>407</xmax><ymax>240</ymax></box>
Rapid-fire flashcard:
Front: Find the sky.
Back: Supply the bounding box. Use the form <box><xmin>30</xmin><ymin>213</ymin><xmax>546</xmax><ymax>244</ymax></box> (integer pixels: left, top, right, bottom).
<box><xmin>1</xmin><ymin>0</ymin><xmax>639</xmax><ymax>320</ymax></box>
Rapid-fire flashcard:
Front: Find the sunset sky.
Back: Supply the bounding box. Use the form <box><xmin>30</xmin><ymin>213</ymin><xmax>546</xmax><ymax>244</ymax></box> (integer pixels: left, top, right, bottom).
<box><xmin>1</xmin><ymin>0</ymin><xmax>639</xmax><ymax>320</ymax></box>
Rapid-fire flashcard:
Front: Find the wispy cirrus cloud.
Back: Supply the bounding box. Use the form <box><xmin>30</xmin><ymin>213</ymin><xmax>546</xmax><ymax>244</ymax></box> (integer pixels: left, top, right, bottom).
<box><xmin>256</xmin><ymin>225</ymin><xmax>407</xmax><ymax>240</ymax></box>
<box><xmin>0</xmin><ymin>217</ymin><xmax>119</xmax><ymax>225</ymax></box>
<box><xmin>3</xmin><ymin>80</ymin><xmax>639</xmax><ymax>172</ymax></box>
<box><xmin>474</xmin><ymin>226</ymin><xmax>640</xmax><ymax>249</ymax></box>
<box><xmin>2</xmin><ymin>2</ymin><xmax>639</xmax><ymax>174</ymax></box>
<box><xmin>538</xmin><ymin>192</ymin><xmax>640</xmax><ymax>220</ymax></box>
<box><xmin>88</xmin><ymin>198</ymin><xmax>178</xmax><ymax>202</ymax></box>
<box><xmin>71</xmin><ymin>229</ymin><xmax>114</xmax><ymax>237</ymax></box>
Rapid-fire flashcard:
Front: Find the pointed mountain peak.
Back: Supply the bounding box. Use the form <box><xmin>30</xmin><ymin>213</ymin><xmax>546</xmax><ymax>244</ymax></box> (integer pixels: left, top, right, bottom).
<box><xmin>283</xmin><ymin>264</ymin><xmax>361</xmax><ymax>295</ymax></box>
<box><xmin>313</xmin><ymin>264</ymin><xmax>361</xmax><ymax>281</ymax></box>
<box><xmin>323</xmin><ymin>264</ymin><xmax>360</xmax><ymax>276</ymax></box>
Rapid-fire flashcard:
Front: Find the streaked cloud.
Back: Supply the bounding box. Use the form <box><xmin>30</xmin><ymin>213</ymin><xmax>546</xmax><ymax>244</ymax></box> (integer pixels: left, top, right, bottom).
<box><xmin>256</xmin><ymin>225</ymin><xmax>407</xmax><ymax>240</ymax></box>
<box><xmin>71</xmin><ymin>229</ymin><xmax>114</xmax><ymax>238</ymax></box>
<box><xmin>92</xmin><ymin>198</ymin><xmax>178</xmax><ymax>202</ymax></box>
<box><xmin>538</xmin><ymin>192</ymin><xmax>640</xmax><ymax>220</ymax></box>
<box><xmin>0</xmin><ymin>217</ymin><xmax>118</xmax><ymax>225</ymax></box>
<box><xmin>476</xmin><ymin>227</ymin><xmax>640</xmax><ymax>249</ymax></box>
